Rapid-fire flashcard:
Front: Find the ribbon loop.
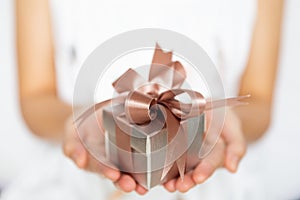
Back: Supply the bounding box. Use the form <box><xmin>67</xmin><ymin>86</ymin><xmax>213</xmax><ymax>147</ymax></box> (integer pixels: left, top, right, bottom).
<box><xmin>149</xmin><ymin>44</ymin><xmax>186</xmax><ymax>89</ymax></box>
<box><xmin>158</xmin><ymin>89</ymin><xmax>206</xmax><ymax>119</ymax></box>
<box><xmin>149</xmin><ymin>43</ymin><xmax>173</xmax><ymax>81</ymax></box>
<box><xmin>169</xmin><ymin>61</ymin><xmax>186</xmax><ymax>88</ymax></box>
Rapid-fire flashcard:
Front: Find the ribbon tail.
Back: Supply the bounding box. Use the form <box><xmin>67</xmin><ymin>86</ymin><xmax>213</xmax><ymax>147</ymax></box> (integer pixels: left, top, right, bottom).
<box><xmin>75</xmin><ymin>95</ymin><xmax>127</xmax><ymax>127</ymax></box>
<box><xmin>176</xmin><ymin>124</ymin><xmax>187</xmax><ymax>180</ymax></box>
<box><xmin>161</xmin><ymin>163</ymin><xmax>175</xmax><ymax>181</ymax></box>
<box><xmin>161</xmin><ymin>144</ymin><xmax>186</xmax><ymax>181</ymax></box>
<box><xmin>74</xmin><ymin>99</ymin><xmax>112</xmax><ymax>127</ymax></box>
<box><xmin>160</xmin><ymin>105</ymin><xmax>182</xmax><ymax>181</ymax></box>
<box><xmin>205</xmin><ymin>94</ymin><xmax>250</xmax><ymax>110</ymax></box>
<box><xmin>161</xmin><ymin>108</ymin><xmax>187</xmax><ymax>181</ymax></box>
<box><xmin>176</xmin><ymin>153</ymin><xmax>186</xmax><ymax>180</ymax></box>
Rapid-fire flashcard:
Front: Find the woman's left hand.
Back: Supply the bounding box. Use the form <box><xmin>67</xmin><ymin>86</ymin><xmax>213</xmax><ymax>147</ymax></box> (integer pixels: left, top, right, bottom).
<box><xmin>163</xmin><ymin>109</ymin><xmax>247</xmax><ymax>193</ymax></box>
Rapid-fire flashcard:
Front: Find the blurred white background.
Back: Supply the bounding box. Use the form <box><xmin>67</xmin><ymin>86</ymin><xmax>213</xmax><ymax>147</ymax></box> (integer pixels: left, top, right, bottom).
<box><xmin>0</xmin><ymin>0</ymin><xmax>299</xmax><ymax>199</ymax></box>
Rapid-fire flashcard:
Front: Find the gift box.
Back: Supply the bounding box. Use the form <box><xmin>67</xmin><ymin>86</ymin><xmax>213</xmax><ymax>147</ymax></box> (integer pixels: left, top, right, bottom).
<box><xmin>103</xmin><ymin>104</ymin><xmax>205</xmax><ymax>189</ymax></box>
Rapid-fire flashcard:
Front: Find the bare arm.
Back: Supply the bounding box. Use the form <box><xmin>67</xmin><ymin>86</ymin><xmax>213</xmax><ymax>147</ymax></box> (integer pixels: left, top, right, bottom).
<box><xmin>16</xmin><ymin>0</ymin><xmax>71</xmax><ymax>141</ymax></box>
<box><xmin>236</xmin><ymin>0</ymin><xmax>284</xmax><ymax>142</ymax></box>
<box><xmin>165</xmin><ymin>0</ymin><xmax>285</xmax><ymax>192</ymax></box>
<box><xmin>15</xmin><ymin>0</ymin><xmax>148</xmax><ymax>194</ymax></box>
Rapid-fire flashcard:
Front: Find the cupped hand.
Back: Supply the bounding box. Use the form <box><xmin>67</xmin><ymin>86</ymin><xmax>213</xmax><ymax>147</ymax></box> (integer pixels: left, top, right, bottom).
<box><xmin>163</xmin><ymin>108</ymin><xmax>247</xmax><ymax>193</ymax></box>
<box><xmin>62</xmin><ymin>117</ymin><xmax>148</xmax><ymax>195</ymax></box>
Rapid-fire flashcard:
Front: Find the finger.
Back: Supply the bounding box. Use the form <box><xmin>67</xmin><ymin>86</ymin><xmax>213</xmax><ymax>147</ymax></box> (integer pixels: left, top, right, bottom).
<box><xmin>87</xmin><ymin>153</ymin><xmax>121</xmax><ymax>182</ymax></box>
<box><xmin>222</xmin><ymin>112</ymin><xmax>247</xmax><ymax>172</ymax></box>
<box><xmin>64</xmin><ymin>136</ymin><xmax>121</xmax><ymax>184</ymax></box>
<box><xmin>135</xmin><ymin>184</ymin><xmax>148</xmax><ymax>195</ymax></box>
<box><xmin>64</xmin><ymin>131</ymin><xmax>120</xmax><ymax>182</ymax></box>
<box><xmin>225</xmin><ymin>139</ymin><xmax>246</xmax><ymax>173</ymax></box>
<box><xmin>224</xmin><ymin>132</ymin><xmax>246</xmax><ymax>172</ymax></box>
<box><xmin>163</xmin><ymin>179</ymin><xmax>177</xmax><ymax>192</ymax></box>
<box><xmin>72</xmin><ymin>144</ymin><xmax>88</xmax><ymax>169</ymax></box>
<box><xmin>176</xmin><ymin>171</ymin><xmax>196</xmax><ymax>193</ymax></box>
<box><xmin>192</xmin><ymin>139</ymin><xmax>226</xmax><ymax>184</ymax></box>
<box><xmin>63</xmin><ymin>138</ymin><xmax>86</xmax><ymax>168</ymax></box>
<box><xmin>64</xmin><ymin>112</ymin><xmax>105</xmax><ymax>166</ymax></box>
<box><xmin>63</xmin><ymin>128</ymin><xmax>88</xmax><ymax>169</ymax></box>
<box><xmin>114</xmin><ymin>174</ymin><xmax>136</xmax><ymax>193</ymax></box>
<box><xmin>66</xmin><ymin>121</ymin><xmax>121</xmax><ymax>181</ymax></box>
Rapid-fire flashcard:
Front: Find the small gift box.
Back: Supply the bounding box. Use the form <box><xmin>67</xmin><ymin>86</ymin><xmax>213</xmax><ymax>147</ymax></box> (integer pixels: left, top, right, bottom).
<box><xmin>75</xmin><ymin>43</ymin><xmax>248</xmax><ymax>190</ymax></box>
<box><xmin>103</xmin><ymin>104</ymin><xmax>205</xmax><ymax>189</ymax></box>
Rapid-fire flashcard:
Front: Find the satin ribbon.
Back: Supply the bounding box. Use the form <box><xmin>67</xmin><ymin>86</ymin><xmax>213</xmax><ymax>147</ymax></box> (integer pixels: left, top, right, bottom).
<box><xmin>76</xmin><ymin>44</ymin><xmax>249</xmax><ymax>183</ymax></box>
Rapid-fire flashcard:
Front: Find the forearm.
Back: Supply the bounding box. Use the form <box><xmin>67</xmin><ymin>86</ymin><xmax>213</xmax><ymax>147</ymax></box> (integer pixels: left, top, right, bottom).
<box><xmin>234</xmin><ymin>100</ymin><xmax>271</xmax><ymax>142</ymax></box>
<box><xmin>238</xmin><ymin>0</ymin><xmax>284</xmax><ymax>142</ymax></box>
<box><xmin>15</xmin><ymin>0</ymin><xmax>70</xmax><ymax>141</ymax></box>
<box><xmin>20</xmin><ymin>94</ymin><xmax>72</xmax><ymax>141</ymax></box>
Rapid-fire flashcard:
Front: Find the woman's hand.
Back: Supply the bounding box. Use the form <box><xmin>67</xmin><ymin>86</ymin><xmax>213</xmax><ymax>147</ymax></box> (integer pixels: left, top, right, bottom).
<box><xmin>62</xmin><ymin>117</ymin><xmax>148</xmax><ymax>195</ymax></box>
<box><xmin>163</xmin><ymin>109</ymin><xmax>247</xmax><ymax>193</ymax></box>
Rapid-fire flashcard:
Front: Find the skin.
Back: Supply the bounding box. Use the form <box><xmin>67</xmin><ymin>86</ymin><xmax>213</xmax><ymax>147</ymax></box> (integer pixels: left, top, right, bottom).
<box><xmin>237</xmin><ymin>0</ymin><xmax>285</xmax><ymax>142</ymax></box>
<box><xmin>16</xmin><ymin>0</ymin><xmax>284</xmax><ymax>195</ymax></box>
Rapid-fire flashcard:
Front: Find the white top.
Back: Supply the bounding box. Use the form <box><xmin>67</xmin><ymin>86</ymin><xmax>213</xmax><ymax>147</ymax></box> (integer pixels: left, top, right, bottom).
<box><xmin>3</xmin><ymin>1</ymin><xmax>259</xmax><ymax>200</ymax></box>
<box><xmin>50</xmin><ymin>0</ymin><xmax>256</xmax><ymax>104</ymax></box>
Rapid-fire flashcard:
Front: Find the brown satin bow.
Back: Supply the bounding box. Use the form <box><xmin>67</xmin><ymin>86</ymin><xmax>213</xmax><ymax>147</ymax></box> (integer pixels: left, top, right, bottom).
<box><xmin>75</xmin><ymin>43</ymin><xmax>249</xmax><ymax>183</ymax></box>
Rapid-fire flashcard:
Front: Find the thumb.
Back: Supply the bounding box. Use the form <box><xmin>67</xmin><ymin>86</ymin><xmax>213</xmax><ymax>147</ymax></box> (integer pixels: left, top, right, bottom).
<box><xmin>63</xmin><ymin>118</ymin><xmax>88</xmax><ymax>168</ymax></box>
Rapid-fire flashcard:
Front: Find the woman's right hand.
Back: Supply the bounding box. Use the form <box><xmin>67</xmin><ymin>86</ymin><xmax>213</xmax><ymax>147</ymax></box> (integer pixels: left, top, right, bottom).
<box><xmin>62</xmin><ymin>117</ymin><xmax>148</xmax><ymax>195</ymax></box>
